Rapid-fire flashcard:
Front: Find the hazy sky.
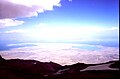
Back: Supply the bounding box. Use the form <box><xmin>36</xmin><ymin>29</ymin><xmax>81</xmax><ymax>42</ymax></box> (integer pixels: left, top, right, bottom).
<box><xmin>0</xmin><ymin>0</ymin><xmax>119</xmax><ymax>44</ymax></box>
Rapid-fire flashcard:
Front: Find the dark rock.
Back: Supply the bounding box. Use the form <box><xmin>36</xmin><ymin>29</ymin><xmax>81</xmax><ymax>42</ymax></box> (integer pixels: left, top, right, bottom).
<box><xmin>0</xmin><ymin>55</ymin><xmax>5</xmax><ymax>61</ymax></box>
<box><xmin>109</xmin><ymin>61</ymin><xmax>119</xmax><ymax>68</ymax></box>
<box><xmin>0</xmin><ymin>55</ymin><xmax>119</xmax><ymax>79</ymax></box>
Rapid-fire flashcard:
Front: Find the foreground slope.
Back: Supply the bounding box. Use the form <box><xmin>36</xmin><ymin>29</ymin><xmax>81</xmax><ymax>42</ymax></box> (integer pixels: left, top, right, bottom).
<box><xmin>0</xmin><ymin>55</ymin><xmax>119</xmax><ymax>79</ymax></box>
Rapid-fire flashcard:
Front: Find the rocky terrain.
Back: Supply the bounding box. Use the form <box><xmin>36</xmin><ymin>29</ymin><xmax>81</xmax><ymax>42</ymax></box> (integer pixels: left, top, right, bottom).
<box><xmin>0</xmin><ymin>55</ymin><xmax>119</xmax><ymax>79</ymax></box>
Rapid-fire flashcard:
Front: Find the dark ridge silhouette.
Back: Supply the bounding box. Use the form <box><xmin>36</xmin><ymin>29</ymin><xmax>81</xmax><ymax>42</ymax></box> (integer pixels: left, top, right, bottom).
<box><xmin>0</xmin><ymin>55</ymin><xmax>5</xmax><ymax>61</ymax></box>
<box><xmin>0</xmin><ymin>55</ymin><xmax>119</xmax><ymax>79</ymax></box>
<box><xmin>109</xmin><ymin>61</ymin><xmax>119</xmax><ymax>68</ymax></box>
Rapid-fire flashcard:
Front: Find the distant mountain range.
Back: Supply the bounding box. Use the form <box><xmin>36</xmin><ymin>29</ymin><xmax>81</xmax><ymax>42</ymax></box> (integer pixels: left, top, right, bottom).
<box><xmin>0</xmin><ymin>55</ymin><xmax>119</xmax><ymax>79</ymax></box>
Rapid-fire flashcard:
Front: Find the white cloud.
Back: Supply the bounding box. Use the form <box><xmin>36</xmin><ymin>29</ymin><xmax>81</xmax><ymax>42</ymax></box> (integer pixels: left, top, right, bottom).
<box><xmin>0</xmin><ymin>0</ymin><xmax>61</xmax><ymax>19</ymax></box>
<box><xmin>1</xmin><ymin>26</ymin><xmax>118</xmax><ymax>42</ymax></box>
<box><xmin>0</xmin><ymin>19</ymin><xmax>24</xmax><ymax>28</ymax></box>
<box><xmin>0</xmin><ymin>43</ymin><xmax>119</xmax><ymax>65</ymax></box>
<box><xmin>0</xmin><ymin>0</ymin><xmax>61</xmax><ymax>28</ymax></box>
<box><xmin>24</xmin><ymin>26</ymin><xmax>119</xmax><ymax>41</ymax></box>
<box><xmin>5</xmin><ymin>29</ymin><xmax>26</xmax><ymax>33</ymax></box>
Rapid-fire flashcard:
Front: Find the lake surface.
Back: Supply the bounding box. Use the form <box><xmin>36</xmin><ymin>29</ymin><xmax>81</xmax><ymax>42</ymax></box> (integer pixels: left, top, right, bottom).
<box><xmin>73</xmin><ymin>45</ymin><xmax>100</xmax><ymax>51</ymax></box>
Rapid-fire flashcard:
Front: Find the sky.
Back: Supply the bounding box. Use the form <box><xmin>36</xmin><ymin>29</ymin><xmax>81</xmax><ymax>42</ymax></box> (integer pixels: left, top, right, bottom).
<box><xmin>0</xmin><ymin>0</ymin><xmax>119</xmax><ymax>65</ymax></box>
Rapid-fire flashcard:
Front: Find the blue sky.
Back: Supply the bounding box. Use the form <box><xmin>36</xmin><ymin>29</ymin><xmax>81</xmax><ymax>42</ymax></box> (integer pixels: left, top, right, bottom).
<box><xmin>0</xmin><ymin>0</ymin><xmax>119</xmax><ymax>46</ymax></box>
<box><xmin>16</xmin><ymin>0</ymin><xmax>118</xmax><ymax>28</ymax></box>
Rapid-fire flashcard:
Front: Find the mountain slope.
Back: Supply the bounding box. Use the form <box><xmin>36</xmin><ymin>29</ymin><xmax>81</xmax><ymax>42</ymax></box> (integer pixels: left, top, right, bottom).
<box><xmin>0</xmin><ymin>55</ymin><xmax>119</xmax><ymax>79</ymax></box>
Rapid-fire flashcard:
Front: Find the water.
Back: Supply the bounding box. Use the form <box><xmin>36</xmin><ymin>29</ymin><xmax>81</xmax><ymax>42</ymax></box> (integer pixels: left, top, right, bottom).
<box><xmin>73</xmin><ymin>45</ymin><xmax>100</xmax><ymax>50</ymax></box>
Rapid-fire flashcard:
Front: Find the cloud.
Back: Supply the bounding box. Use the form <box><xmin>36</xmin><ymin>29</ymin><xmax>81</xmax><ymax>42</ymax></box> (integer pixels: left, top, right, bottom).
<box><xmin>0</xmin><ymin>19</ymin><xmax>24</xmax><ymax>28</ymax></box>
<box><xmin>0</xmin><ymin>43</ymin><xmax>119</xmax><ymax>65</ymax></box>
<box><xmin>94</xmin><ymin>27</ymin><xmax>119</xmax><ymax>39</ymax></box>
<box><xmin>0</xmin><ymin>0</ymin><xmax>61</xmax><ymax>19</ymax></box>
<box><xmin>1</xmin><ymin>26</ymin><xmax>118</xmax><ymax>43</ymax></box>
<box><xmin>0</xmin><ymin>0</ymin><xmax>61</xmax><ymax>28</ymax></box>
<box><xmin>4</xmin><ymin>29</ymin><xmax>26</xmax><ymax>33</ymax></box>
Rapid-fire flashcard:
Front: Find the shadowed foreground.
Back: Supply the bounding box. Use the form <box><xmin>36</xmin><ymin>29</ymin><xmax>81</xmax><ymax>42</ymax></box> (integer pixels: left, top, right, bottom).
<box><xmin>0</xmin><ymin>55</ymin><xmax>119</xmax><ymax>79</ymax></box>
